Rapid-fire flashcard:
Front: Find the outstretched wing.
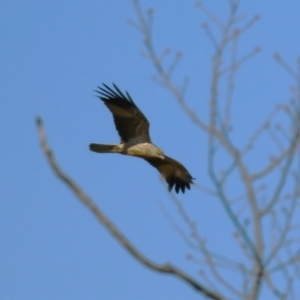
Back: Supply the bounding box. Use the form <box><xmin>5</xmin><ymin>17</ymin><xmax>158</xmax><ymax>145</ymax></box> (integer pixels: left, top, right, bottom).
<box><xmin>96</xmin><ymin>83</ymin><xmax>151</xmax><ymax>143</ymax></box>
<box><xmin>144</xmin><ymin>155</ymin><xmax>194</xmax><ymax>193</ymax></box>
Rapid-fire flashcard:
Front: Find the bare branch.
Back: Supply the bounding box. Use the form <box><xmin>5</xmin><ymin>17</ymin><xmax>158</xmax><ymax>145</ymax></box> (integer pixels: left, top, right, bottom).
<box><xmin>260</xmin><ymin>130</ymin><xmax>299</xmax><ymax>215</ymax></box>
<box><xmin>130</xmin><ymin>0</ymin><xmax>300</xmax><ymax>298</ymax></box>
<box><xmin>274</xmin><ymin>53</ymin><xmax>298</xmax><ymax>79</ymax></box>
<box><xmin>196</xmin><ymin>1</ymin><xmax>224</xmax><ymax>30</ymax></box>
<box><xmin>131</xmin><ymin>0</ymin><xmax>209</xmax><ymax>131</ymax></box>
<box><xmin>265</xmin><ymin>191</ymin><xmax>298</xmax><ymax>266</ymax></box>
<box><xmin>35</xmin><ymin>116</ymin><xmax>224</xmax><ymax>300</ymax></box>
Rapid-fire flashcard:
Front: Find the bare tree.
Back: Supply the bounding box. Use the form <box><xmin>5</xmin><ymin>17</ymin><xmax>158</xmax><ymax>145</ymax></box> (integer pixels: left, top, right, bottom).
<box><xmin>36</xmin><ymin>1</ymin><xmax>300</xmax><ymax>299</ymax></box>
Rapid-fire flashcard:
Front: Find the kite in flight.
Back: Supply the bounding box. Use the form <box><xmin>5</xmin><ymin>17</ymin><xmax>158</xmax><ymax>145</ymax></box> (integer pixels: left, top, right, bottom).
<box><xmin>89</xmin><ymin>83</ymin><xmax>194</xmax><ymax>193</ymax></box>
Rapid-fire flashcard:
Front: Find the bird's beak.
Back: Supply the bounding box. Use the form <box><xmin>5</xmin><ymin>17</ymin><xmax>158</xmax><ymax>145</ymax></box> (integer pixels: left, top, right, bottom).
<box><xmin>160</xmin><ymin>154</ymin><xmax>165</xmax><ymax>160</ymax></box>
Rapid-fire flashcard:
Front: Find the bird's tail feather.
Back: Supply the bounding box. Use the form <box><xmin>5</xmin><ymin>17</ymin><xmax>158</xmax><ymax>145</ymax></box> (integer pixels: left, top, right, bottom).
<box><xmin>89</xmin><ymin>143</ymin><xmax>121</xmax><ymax>153</ymax></box>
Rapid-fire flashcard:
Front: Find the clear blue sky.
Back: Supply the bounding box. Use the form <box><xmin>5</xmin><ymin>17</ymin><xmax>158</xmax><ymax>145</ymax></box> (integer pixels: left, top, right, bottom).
<box><xmin>1</xmin><ymin>1</ymin><xmax>299</xmax><ymax>299</ymax></box>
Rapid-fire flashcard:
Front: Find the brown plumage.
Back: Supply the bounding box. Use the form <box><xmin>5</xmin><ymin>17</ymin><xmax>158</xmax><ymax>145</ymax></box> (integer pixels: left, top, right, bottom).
<box><xmin>89</xmin><ymin>83</ymin><xmax>194</xmax><ymax>193</ymax></box>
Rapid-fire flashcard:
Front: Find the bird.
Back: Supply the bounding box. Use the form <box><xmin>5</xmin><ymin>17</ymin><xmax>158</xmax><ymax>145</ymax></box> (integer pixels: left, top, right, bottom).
<box><xmin>89</xmin><ymin>83</ymin><xmax>194</xmax><ymax>193</ymax></box>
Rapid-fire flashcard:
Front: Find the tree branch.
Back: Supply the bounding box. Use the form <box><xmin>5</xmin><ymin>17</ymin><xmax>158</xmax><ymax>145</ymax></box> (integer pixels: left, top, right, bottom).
<box><xmin>35</xmin><ymin>116</ymin><xmax>224</xmax><ymax>300</ymax></box>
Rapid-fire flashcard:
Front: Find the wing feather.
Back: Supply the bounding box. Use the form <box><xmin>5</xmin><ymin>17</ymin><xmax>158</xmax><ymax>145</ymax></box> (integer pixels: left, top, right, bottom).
<box><xmin>96</xmin><ymin>84</ymin><xmax>151</xmax><ymax>143</ymax></box>
<box><xmin>145</xmin><ymin>155</ymin><xmax>194</xmax><ymax>193</ymax></box>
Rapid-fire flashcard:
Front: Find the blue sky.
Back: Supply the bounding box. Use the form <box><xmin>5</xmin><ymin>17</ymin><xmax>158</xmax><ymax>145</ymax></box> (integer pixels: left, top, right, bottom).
<box><xmin>1</xmin><ymin>1</ymin><xmax>300</xmax><ymax>299</ymax></box>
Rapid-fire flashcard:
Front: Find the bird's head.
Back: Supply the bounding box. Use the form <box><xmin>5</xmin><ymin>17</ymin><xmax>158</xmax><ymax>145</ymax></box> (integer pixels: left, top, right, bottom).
<box><xmin>139</xmin><ymin>143</ymin><xmax>165</xmax><ymax>160</ymax></box>
<box><xmin>153</xmin><ymin>147</ymin><xmax>165</xmax><ymax>160</ymax></box>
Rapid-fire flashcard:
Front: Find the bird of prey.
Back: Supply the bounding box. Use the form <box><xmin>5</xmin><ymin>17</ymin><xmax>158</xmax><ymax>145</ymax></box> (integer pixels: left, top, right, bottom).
<box><xmin>89</xmin><ymin>83</ymin><xmax>194</xmax><ymax>193</ymax></box>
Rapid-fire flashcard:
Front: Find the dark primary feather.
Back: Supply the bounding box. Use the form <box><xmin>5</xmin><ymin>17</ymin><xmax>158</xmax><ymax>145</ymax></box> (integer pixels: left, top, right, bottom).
<box><xmin>144</xmin><ymin>155</ymin><xmax>194</xmax><ymax>193</ymax></box>
<box><xmin>96</xmin><ymin>83</ymin><xmax>151</xmax><ymax>143</ymax></box>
